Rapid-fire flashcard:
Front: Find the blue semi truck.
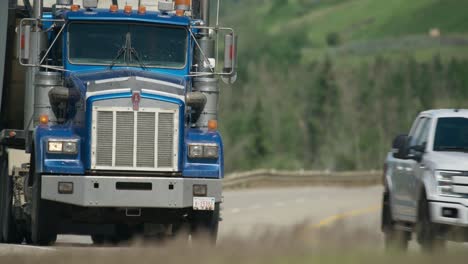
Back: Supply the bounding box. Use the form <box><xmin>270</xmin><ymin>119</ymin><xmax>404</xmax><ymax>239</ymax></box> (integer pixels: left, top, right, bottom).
<box><xmin>0</xmin><ymin>0</ymin><xmax>237</xmax><ymax>245</ymax></box>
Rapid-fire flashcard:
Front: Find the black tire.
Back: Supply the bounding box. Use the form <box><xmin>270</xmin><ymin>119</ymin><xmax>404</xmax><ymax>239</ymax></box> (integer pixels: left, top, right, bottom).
<box><xmin>30</xmin><ymin>172</ymin><xmax>58</xmax><ymax>245</ymax></box>
<box><xmin>172</xmin><ymin>222</ymin><xmax>190</xmax><ymax>240</ymax></box>
<box><xmin>0</xmin><ymin>153</ymin><xmax>4</xmax><ymax>243</ymax></box>
<box><xmin>416</xmin><ymin>192</ymin><xmax>446</xmax><ymax>252</ymax></box>
<box><xmin>91</xmin><ymin>234</ymin><xmax>107</xmax><ymax>245</ymax></box>
<box><xmin>91</xmin><ymin>225</ymin><xmax>132</xmax><ymax>245</ymax></box>
<box><xmin>382</xmin><ymin>191</ymin><xmax>409</xmax><ymax>251</ymax></box>
<box><xmin>191</xmin><ymin>203</ymin><xmax>220</xmax><ymax>244</ymax></box>
<box><xmin>0</xmin><ymin>152</ymin><xmax>23</xmax><ymax>244</ymax></box>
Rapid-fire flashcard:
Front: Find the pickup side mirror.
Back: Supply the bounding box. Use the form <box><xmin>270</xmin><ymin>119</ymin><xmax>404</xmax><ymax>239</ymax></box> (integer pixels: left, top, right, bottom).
<box><xmin>392</xmin><ymin>134</ymin><xmax>409</xmax><ymax>159</ymax></box>
<box><xmin>407</xmin><ymin>142</ymin><xmax>426</xmax><ymax>162</ymax></box>
<box><xmin>411</xmin><ymin>144</ymin><xmax>426</xmax><ymax>153</ymax></box>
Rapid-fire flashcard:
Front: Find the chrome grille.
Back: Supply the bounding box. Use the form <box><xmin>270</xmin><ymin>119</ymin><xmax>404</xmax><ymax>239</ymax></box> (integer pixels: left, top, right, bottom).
<box><xmin>96</xmin><ymin>111</ymin><xmax>113</xmax><ymax>166</ymax></box>
<box><xmin>92</xmin><ymin>107</ymin><xmax>178</xmax><ymax>171</ymax></box>
<box><xmin>158</xmin><ymin>113</ymin><xmax>175</xmax><ymax>168</ymax></box>
<box><xmin>137</xmin><ymin>112</ymin><xmax>156</xmax><ymax>168</ymax></box>
<box><xmin>115</xmin><ymin>112</ymin><xmax>134</xmax><ymax>167</ymax></box>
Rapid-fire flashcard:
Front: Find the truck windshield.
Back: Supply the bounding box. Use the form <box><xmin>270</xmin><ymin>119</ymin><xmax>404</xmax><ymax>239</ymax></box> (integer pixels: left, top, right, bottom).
<box><xmin>68</xmin><ymin>22</ymin><xmax>188</xmax><ymax>69</ymax></box>
<box><xmin>433</xmin><ymin>117</ymin><xmax>468</xmax><ymax>152</ymax></box>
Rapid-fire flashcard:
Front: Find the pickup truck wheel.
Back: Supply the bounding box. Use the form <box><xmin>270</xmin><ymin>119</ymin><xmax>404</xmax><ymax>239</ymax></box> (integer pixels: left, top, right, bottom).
<box><xmin>30</xmin><ymin>173</ymin><xmax>58</xmax><ymax>245</ymax></box>
<box><xmin>416</xmin><ymin>193</ymin><xmax>446</xmax><ymax>252</ymax></box>
<box><xmin>190</xmin><ymin>203</ymin><xmax>220</xmax><ymax>244</ymax></box>
<box><xmin>382</xmin><ymin>191</ymin><xmax>409</xmax><ymax>251</ymax></box>
<box><xmin>0</xmin><ymin>153</ymin><xmax>23</xmax><ymax>244</ymax></box>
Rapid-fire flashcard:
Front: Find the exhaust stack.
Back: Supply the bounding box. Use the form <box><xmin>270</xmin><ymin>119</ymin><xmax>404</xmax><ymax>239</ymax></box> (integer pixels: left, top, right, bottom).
<box><xmin>23</xmin><ymin>0</ymin><xmax>48</xmax><ymax>151</ymax></box>
<box><xmin>192</xmin><ymin>0</ymin><xmax>219</xmax><ymax>129</ymax></box>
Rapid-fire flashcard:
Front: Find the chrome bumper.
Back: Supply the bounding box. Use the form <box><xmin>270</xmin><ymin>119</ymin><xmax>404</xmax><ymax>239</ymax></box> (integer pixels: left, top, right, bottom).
<box><xmin>41</xmin><ymin>175</ymin><xmax>222</xmax><ymax>208</ymax></box>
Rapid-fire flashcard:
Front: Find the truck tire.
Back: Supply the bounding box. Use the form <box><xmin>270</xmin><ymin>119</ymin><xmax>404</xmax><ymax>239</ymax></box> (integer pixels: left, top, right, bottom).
<box><xmin>0</xmin><ymin>152</ymin><xmax>23</xmax><ymax>244</ymax></box>
<box><xmin>91</xmin><ymin>234</ymin><xmax>107</xmax><ymax>245</ymax></box>
<box><xmin>0</xmin><ymin>154</ymin><xmax>4</xmax><ymax>242</ymax></box>
<box><xmin>381</xmin><ymin>191</ymin><xmax>409</xmax><ymax>251</ymax></box>
<box><xmin>91</xmin><ymin>225</ymin><xmax>132</xmax><ymax>245</ymax></box>
<box><xmin>30</xmin><ymin>172</ymin><xmax>58</xmax><ymax>245</ymax></box>
<box><xmin>190</xmin><ymin>202</ymin><xmax>220</xmax><ymax>244</ymax></box>
<box><xmin>416</xmin><ymin>192</ymin><xmax>446</xmax><ymax>252</ymax></box>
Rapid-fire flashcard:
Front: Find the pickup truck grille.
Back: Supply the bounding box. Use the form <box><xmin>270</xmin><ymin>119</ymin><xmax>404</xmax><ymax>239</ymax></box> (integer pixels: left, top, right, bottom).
<box><xmin>92</xmin><ymin>107</ymin><xmax>179</xmax><ymax>171</ymax></box>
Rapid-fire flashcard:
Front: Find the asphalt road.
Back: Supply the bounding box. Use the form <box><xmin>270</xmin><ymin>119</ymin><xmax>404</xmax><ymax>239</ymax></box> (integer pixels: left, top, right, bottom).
<box><xmin>0</xmin><ymin>186</ymin><xmax>383</xmax><ymax>254</ymax></box>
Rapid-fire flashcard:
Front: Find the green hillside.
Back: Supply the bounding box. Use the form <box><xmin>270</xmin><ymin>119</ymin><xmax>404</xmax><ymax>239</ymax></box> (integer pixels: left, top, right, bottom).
<box><xmin>218</xmin><ymin>0</ymin><xmax>468</xmax><ymax>172</ymax></box>
<box><xmin>221</xmin><ymin>0</ymin><xmax>468</xmax><ymax>63</ymax></box>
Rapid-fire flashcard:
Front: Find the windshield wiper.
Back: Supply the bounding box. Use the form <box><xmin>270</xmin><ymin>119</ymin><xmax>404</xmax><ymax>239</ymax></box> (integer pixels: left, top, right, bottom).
<box><xmin>435</xmin><ymin>146</ymin><xmax>468</xmax><ymax>152</ymax></box>
<box><xmin>108</xmin><ymin>32</ymin><xmax>148</xmax><ymax>70</ymax></box>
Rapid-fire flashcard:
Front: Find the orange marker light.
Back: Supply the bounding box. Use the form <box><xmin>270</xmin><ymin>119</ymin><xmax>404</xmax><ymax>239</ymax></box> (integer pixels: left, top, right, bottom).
<box><xmin>8</xmin><ymin>131</ymin><xmax>16</xmax><ymax>138</ymax></box>
<box><xmin>138</xmin><ymin>6</ymin><xmax>146</xmax><ymax>14</ymax></box>
<box><xmin>208</xmin><ymin>120</ymin><xmax>218</xmax><ymax>131</ymax></box>
<box><xmin>124</xmin><ymin>5</ymin><xmax>132</xmax><ymax>14</ymax></box>
<box><xmin>175</xmin><ymin>0</ymin><xmax>191</xmax><ymax>10</ymax></box>
<box><xmin>175</xmin><ymin>9</ymin><xmax>185</xmax><ymax>16</ymax></box>
<box><xmin>70</xmin><ymin>4</ymin><xmax>80</xmax><ymax>12</ymax></box>
<box><xmin>39</xmin><ymin>114</ymin><xmax>49</xmax><ymax>125</ymax></box>
<box><xmin>109</xmin><ymin>4</ymin><xmax>118</xmax><ymax>12</ymax></box>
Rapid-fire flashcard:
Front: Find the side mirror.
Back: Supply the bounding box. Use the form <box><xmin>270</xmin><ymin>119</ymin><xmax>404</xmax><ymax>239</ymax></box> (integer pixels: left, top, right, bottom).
<box><xmin>411</xmin><ymin>144</ymin><xmax>426</xmax><ymax>153</ymax></box>
<box><xmin>392</xmin><ymin>134</ymin><xmax>409</xmax><ymax>159</ymax></box>
<box><xmin>221</xmin><ymin>33</ymin><xmax>238</xmax><ymax>84</ymax></box>
<box><xmin>407</xmin><ymin>143</ymin><xmax>426</xmax><ymax>162</ymax></box>
<box><xmin>18</xmin><ymin>23</ymin><xmax>31</xmax><ymax>64</ymax></box>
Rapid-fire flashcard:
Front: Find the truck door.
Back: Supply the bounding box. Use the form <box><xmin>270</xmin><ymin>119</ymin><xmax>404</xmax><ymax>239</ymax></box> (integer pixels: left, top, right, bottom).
<box><xmin>399</xmin><ymin>117</ymin><xmax>431</xmax><ymax>221</ymax></box>
<box><xmin>407</xmin><ymin>117</ymin><xmax>432</xmax><ymax>219</ymax></box>
<box><xmin>392</xmin><ymin>117</ymin><xmax>424</xmax><ymax>221</ymax></box>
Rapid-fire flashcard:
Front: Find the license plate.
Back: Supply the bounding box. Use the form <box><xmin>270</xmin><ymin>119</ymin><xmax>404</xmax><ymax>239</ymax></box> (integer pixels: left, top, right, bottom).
<box><xmin>193</xmin><ymin>197</ymin><xmax>215</xmax><ymax>211</ymax></box>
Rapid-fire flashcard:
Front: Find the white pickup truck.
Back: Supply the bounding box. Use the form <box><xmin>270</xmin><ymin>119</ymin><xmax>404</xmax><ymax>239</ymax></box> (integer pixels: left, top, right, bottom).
<box><xmin>382</xmin><ymin>109</ymin><xmax>468</xmax><ymax>251</ymax></box>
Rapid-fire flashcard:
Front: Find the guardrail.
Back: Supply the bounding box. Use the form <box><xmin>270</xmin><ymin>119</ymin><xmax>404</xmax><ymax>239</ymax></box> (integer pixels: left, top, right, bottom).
<box><xmin>223</xmin><ymin>169</ymin><xmax>381</xmax><ymax>189</ymax></box>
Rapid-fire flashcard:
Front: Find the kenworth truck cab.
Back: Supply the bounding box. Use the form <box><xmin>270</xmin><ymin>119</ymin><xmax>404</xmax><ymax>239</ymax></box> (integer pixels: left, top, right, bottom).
<box><xmin>382</xmin><ymin>109</ymin><xmax>468</xmax><ymax>251</ymax></box>
<box><xmin>0</xmin><ymin>0</ymin><xmax>237</xmax><ymax>245</ymax></box>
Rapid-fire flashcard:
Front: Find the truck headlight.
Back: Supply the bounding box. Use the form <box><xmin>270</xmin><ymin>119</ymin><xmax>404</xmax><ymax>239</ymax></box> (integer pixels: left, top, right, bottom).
<box><xmin>436</xmin><ymin>170</ymin><xmax>463</xmax><ymax>197</ymax></box>
<box><xmin>47</xmin><ymin>139</ymin><xmax>79</xmax><ymax>154</ymax></box>
<box><xmin>188</xmin><ymin>144</ymin><xmax>219</xmax><ymax>159</ymax></box>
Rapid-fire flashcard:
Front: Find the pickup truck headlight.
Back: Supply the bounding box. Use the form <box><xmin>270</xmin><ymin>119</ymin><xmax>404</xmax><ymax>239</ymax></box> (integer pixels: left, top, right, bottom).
<box><xmin>436</xmin><ymin>170</ymin><xmax>463</xmax><ymax>197</ymax></box>
<box><xmin>188</xmin><ymin>143</ymin><xmax>219</xmax><ymax>159</ymax></box>
<box><xmin>47</xmin><ymin>139</ymin><xmax>79</xmax><ymax>154</ymax></box>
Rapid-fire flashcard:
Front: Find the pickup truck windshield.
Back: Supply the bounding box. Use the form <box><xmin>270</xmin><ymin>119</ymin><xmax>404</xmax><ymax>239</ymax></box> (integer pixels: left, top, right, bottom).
<box><xmin>68</xmin><ymin>22</ymin><xmax>188</xmax><ymax>69</ymax></box>
<box><xmin>434</xmin><ymin>117</ymin><xmax>468</xmax><ymax>152</ymax></box>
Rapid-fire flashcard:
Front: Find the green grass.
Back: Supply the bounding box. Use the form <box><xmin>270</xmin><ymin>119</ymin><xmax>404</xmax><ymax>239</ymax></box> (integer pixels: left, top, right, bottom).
<box><xmin>222</xmin><ymin>0</ymin><xmax>468</xmax><ymax>62</ymax></box>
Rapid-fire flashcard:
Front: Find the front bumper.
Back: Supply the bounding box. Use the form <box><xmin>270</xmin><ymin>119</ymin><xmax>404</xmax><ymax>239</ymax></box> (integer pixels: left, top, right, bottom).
<box><xmin>430</xmin><ymin>200</ymin><xmax>468</xmax><ymax>227</ymax></box>
<box><xmin>41</xmin><ymin>175</ymin><xmax>222</xmax><ymax>208</ymax></box>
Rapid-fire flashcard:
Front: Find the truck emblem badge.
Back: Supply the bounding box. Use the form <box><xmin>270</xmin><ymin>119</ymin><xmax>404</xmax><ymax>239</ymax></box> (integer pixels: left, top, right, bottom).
<box><xmin>132</xmin><ymin>91</ymin><xmax>141</xmax><ymax>111</ymax></box>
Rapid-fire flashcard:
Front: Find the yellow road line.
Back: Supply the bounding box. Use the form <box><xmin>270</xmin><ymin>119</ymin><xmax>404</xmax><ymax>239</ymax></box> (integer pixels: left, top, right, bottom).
<box><xmin>312</xmin><ymin>204</ymin><xmax>381</xmax><ymax>229</ymax></box>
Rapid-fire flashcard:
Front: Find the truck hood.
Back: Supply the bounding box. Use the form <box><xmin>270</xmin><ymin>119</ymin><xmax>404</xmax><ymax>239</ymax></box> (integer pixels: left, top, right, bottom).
<box><xmin>428</xmin><ymin>151</ymin><xmax>468</xmax><ymax>171</ymax></box>
<box><xmin>68</xmin><ymin>69</ymin><xmax>187</xmax><ymax>99</ymax></box>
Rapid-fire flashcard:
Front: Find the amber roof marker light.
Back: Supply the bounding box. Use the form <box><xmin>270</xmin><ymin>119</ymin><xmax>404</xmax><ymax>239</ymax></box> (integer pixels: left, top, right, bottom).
<box><xmin>124</xmin><ymin>5</ymin><xmax>132</xmax><ymax>14</ymax></box>
<box><xmin>175</xmin><ymin>0</ymin><xmax>191</xmax><ymax>16</ymax></box>
<box><xmin>138</xmin><ymin>6</ymin><xmax>147</xmax><ymax>15</ymax></box>
<box><xmin>70</xmin><ymin>4</ymin><xmax>80</xmax><ymax>12</ymax></box>
<box><xmin>109</xmin><ymin>4</ymin><xmax>118</xmax><ymax>12</ymax></box>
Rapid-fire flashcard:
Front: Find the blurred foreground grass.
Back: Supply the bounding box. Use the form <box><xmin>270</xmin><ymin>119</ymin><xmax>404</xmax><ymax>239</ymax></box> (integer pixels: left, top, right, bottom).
<box><xmin>0</xmin><ymin>223</ymin><xmax>467</xmax><ymax>264</ymax></box>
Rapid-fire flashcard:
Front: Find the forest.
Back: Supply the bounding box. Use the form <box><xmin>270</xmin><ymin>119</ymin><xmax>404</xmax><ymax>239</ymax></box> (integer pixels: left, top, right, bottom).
<box><xmin>217</xmin><ymin>0</ymin><xmax>468</xmax><ymax>172</ymax></box>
